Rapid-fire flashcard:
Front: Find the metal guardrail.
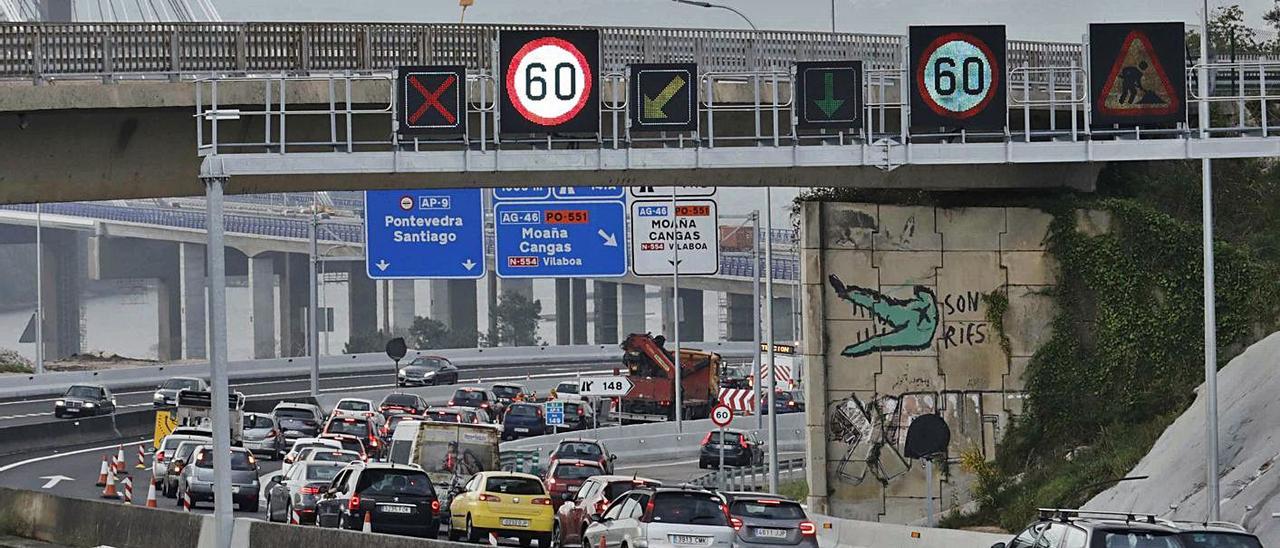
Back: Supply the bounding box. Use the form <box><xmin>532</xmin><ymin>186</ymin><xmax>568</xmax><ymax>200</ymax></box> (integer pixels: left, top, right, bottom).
<box><xmin>0</xmin><ymin>22</ymin><xmax>1082</xmax><ymax>81</ymax></box>
<box><xmin>690</xmin><ymin>457</ymin><xmax>806</xmax><ymax>492</ymax></box>
<box><xmin>499</xmin><ymin>449</ymin><xmax>544</xmax><ymax>476</ymax></box>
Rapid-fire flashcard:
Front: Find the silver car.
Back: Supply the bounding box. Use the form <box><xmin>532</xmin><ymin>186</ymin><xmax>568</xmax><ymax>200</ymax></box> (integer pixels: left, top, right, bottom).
<box><xmin>721</xmin><ymin>493</ymin><xmax>818</xmax><ymax>548</ymax></box>
<box><xmin>177</xmin><ymin>445</ymin><xmax>262</xmax><ymax>512</ymax></box>
<box><xmin>153</xmin><ymin>433</ymin><xmax>211</xmax><ymax>488</ymax></box>
<box><xmin>265</xmin><ymin>461</ymin><xmax>346</xmax><ymax>525</ymax></box>
<box><xmin>242</xmin><ymin>412</ymin><xmax>285</xmax><ymax>459</ymax></box>
<box><xmin>152</xmin><ymin>377</ymin><xmax>207</xmax><ymax>408</ymax></box>
<box><xmin>585</xmin><ymin>487</ymin><xmax>734</xmax><ymax>548</ymax></box>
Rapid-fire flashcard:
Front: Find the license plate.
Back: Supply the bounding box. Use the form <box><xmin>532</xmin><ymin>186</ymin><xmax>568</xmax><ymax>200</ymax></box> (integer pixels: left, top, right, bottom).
<box><xmin>754</xmin><ymin>528</ymin><xmax>788</xmax><ymax>538</ymax></box>
<box><xmin>514</xmin><ymin>427</ymin><xmax>529</xmax><ymax>433</ymax></box>
<box><xmin>380</xmin><ymin>505</ymin><xmax>413</xmax><ymax>514</ymax></box>
<box><xmin>567</xmin><ymin>485</ymin><xmax>580</xmax><ymax>492</ymax></box>
<box><xmin>68</xmin><ymin>402</ymin><xmax>81</xmax><ymax>408</ymax></box>
<box><xmin>231</xmin><ymin>486</ymin><xmax>240</xmax><ymax>494</ymax></box>
<box><xmin>501</xmin><ymin>518</ymin><xmax>530</xmax><ymax>528</ymax></box>
<box><xmin>669</xmin><ymin>535</ymin><xmax>710</xmax><ymax>545</ymax></box>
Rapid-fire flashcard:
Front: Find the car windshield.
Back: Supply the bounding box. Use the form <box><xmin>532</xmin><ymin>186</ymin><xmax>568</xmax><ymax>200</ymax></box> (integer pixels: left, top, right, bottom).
<box><xmin>485</xmin><ymin>476</ymin><xmax>545</xmax><ymax>495</ymax></box>
<box><xmin>730</xmin><ymin>500</ymin><xmax>806</xmax><ymax>520</ymax></box>
<box><xmin>409</xmin><ymin>357</ymin><xmax>443</xmax><ymax>368</ymax></box>
<box><xmin>304</xmin><ymin>465</ymin><xmax>343</xmax><ymax>482</ymax></box>
<box><xmin>174</xmin><ymin>443</ymin><xmax>200</xmax><ymax>462</ymax></box>
<box><xmin>553</xmin><ymin>463</ymin><xmax>603</xmax><ymax>480</ymax></box>
<box><xmin>564</xmin><ymin>402</ymin><xmax>583</xmax><ymax>415</ymax></box>
<box><xmin>557</xmin><ymin>383</ymin><xmax>579</xmax><ymax>394</ymax></box>
<box><xmin>1178</xmin><ymin>532</ymin><xmax>1264</xmax><ymax>548</ymax></box>
<box><xmin>428</xmin><ymin>411</ymin><xmax>460</xmax><ymax>423</ymax></box>
<box><xmin>310</xmin><ymin>450</ymin><xmax>358</xmax><ymax>463</ymax></box>
<box><xmin>65</xmin><ymin>386</ymin><xmax>100</xmax><ymax>398</ymax></box>
<box><xmin>356</xmin><ymin>470</ymin><xmax>434</xmax><ymax>498</ymax></box>
<box><xmin>1098</xmin><ymin>531</ymin><xmax>1182</xmax><ymax>548</ymax></box>
<box><xmin>452</xmin><ymin>391</ymin><xmax>486</xmax><ymax>405</ymax></box>
<box><xmin>508</xmin><ymin>404</ymin><xmax>540</xmax><ymax>417</ymax></box>
<box><xmin>244</xmin><ymin>415</ymin><xmax>274</xmax><ymax>429</ymax></box>
<box><xmin>382</xmin><ymin>394</ymin><xmax>419</xmax><ymax>407</ymax></box>
<box><xmin>651</xmin><ymin>492</ymin><xmax>730</xmax><ymax>526</ymax></box>
<box><xmin>275</xmin><ymin>407</ymin><xmax>316</xmax><ymax>420</ymax></box>
<box><xmin>195</xmin><ymin>450</ymin><xmax>254</xmax><ymax>471</ymax></box>
<box><xmin>337</xmin><ymin>400</ymin><xmax>370</xmax><ymax>411</ymax></box>
<box><xmin>605</xmin><ymin>481</ymin><xmax>657</xmax><ymax>500</ymax></box>
<box><xmin>708</xmin><ymin>432</ymin><xmax>744</xmax><ymax>444</ymax></box>
<box><xmin>161</xmin><ymin>379</ymin><xmax>201</xmax><ymax>390</ymax></box>
<box><xmin>327</xmin><ymin>420</ymin><xmax>369</xmax><ymax>437</ymax></box>
<box><xmin>556</xmin><ymin>442</ymin><xmax>603</xmax><ymax>459</ymax></box>
<box><xmin>331</xmin><ymin>438</ymin><xmax>364</xmax><ymax>454</ymax></box>
<box><xmin>493</xmin><ymin>385</ymin><xmax>522</xmax><ymax>398</ymax></box>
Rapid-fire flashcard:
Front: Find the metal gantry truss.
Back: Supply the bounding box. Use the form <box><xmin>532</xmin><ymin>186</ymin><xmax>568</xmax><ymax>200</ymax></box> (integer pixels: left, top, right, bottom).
<box><xmin>193</xmin><ymin>33</ymin><xmax>1280</xmax><ymax>184</ymax></box>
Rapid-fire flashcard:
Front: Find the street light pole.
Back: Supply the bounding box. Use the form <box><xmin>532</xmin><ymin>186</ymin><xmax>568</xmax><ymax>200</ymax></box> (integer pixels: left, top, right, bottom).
<box><xmin>670</xmin><ymin>0</ymin><xmax>758</xmax><ymax>31</ymax></box>
<box><xmin>309</xmin><ymin>193</ymin><xmax>320</xmax><ymax>398</ymax></box>
<box><xmin>765</xmin><ymin>189</ymin><xmax>778</xmax><ymax>493</ymax></box>
<box><xmin>1199</xmin><ymin>0</ymin><xmax>1221</xmax><ymax>523</ymax></box>
<box><xmin>34</xmin><ymin>203</ymin><xmax>43</xmax><ymax>375</ymax></box>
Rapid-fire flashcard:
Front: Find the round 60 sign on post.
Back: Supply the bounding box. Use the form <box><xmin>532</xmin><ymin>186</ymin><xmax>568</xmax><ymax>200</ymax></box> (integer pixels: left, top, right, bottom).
<box><xmin>711</xmin><ymin>404</ymin><xmax>733</xmax><ymax>428</ymax></box>
<box><xmin>500</xmin><ymin>30</ymin><xmax>600</xmax><ymax>134</ymax></box>
<box><xmin>909</xmin><ymin>25</ymin><xmax>1007</xmax><ymax>132</ymax></box>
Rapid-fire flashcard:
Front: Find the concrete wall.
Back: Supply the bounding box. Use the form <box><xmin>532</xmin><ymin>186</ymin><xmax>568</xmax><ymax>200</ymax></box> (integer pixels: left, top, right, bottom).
<box><xmin>800</xmin><ymin>202</ymin><xmax>1058</xmax><ymax>523</ymax></box>
<box><xmin>0</xmin><ymin>486</ymin><xmax>203</xmax><ymax>548</ymax></box>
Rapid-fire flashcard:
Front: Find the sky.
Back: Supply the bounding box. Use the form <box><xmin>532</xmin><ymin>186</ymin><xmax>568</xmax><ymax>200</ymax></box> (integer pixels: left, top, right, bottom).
<box><xmin>215</xmin><ymin>0</ymin><xmax>1280</xmax><ymax>42</ymax></box>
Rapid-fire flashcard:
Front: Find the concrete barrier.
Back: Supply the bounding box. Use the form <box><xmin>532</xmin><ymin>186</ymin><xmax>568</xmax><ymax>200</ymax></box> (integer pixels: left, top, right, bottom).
<box><xmin>0</xmin><ymin>486</ymin><xmax>204</xmax><ymax>548</ymax></box>
<box><xmin>0</xmin><ymin>409</ymin><xmax>153</xmax><ymax>458</ymax></box>
<box><xmin>812</xmin><ymin>513</ymin><xmax>1009</xmax><ymax>548</ymax></box>
<box><xmin>242</xmin><ymin>518</ymin><xmax>467</xmax><ymax>548</ymax></box>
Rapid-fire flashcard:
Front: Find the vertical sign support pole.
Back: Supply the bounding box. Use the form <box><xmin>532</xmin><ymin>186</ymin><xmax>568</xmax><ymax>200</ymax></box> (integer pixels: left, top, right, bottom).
<box><xmin>1200</xmin><ymin>0</ymin><xmax>1221</xmax><ymax>523</ymax></box>
<box><xmin>204</xmin><ymin>176</ymin><xmax>233</xmax><ymax>548</ymax></box>
<box><xmin>752</xmin><ymin>210</ymin><xmax>762</xmax><ymax>428</ymax></box>
<box><xmin>765</xmin><ymin>189</ymin><xmax>779</xmax><ymax>493</ymax></box>
<box><xmin>309</xmin><ymin>194</ymin><xmax>320</xmax><ymax>397</ymax></box>
<box><xmin>672</xmin><ymin>186</ymin><xmax>683</xmax><ymax>431</ymax></box>
<box><xmin>719</xmin><ymin>424</ymin><xmax>727</xmax><ymax>490</ymax></box>
<box><xmin>34</xmin><ymin>202</ymin><xmax>43</xmax><ymax>375</ymax></box>
<box><xmin>925</xmin><ymin>458</ymin><xmax>935</xmax><ymax>527</ymax></box>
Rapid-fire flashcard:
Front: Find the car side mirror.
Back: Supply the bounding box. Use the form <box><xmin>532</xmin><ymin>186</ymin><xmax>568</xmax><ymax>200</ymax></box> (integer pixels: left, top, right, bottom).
<box><xmin>590</xmin><ymin>513</ymin><xmax>604</xmax><ymax>523</ymax></box>
<box><xmin>271</xmin><ymin>476</ymin><xmax>283</xmax><ymax>484</ymax></box>
<box><xmin>608</xmin><ymin>454</ymin><xmax>616</xmax><ymax>461</ymax></box>
<box><xmin>990</xmin><ymin>543</ymin><xmax>1006</xmax><ymax>548</ymax></box>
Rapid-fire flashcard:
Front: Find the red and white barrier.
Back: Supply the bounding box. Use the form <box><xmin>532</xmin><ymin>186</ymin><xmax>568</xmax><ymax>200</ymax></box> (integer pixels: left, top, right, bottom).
<box><xmin>718</xmin><ymin>388</ymin><xmax>755</xmax><ymax>414</ymax></box>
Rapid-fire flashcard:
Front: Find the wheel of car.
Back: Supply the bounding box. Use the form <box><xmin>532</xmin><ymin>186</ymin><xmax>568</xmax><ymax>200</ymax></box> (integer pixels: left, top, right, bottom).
<box><xmin>551</xmin><ymin>521</ymin><xmax>562</xmax><ymax>548</ymax></box>
<box><xmin>538</xmin><ymin>533</ymin><xmax>554</xmax><ymax>548</ymax></box>
<box><xmin>53</xmin><ymin>411</ymin><xmax>61</xmax><ymax>419</ymax></box>
<box><xmin>520</xmin><ymin>536</ymin><xmax>533</xmax><ymax>547</ymax></box>
<box><xmin>466</xmin><ymin>515</ymin><xmax>478</xmax><ymax>543</ymax></box>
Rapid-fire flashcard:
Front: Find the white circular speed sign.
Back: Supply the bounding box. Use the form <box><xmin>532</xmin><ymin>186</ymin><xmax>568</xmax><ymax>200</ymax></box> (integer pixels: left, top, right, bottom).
<box><xmin>505</xmin><ymin>37</ymin><xmax>594</xmax><ymax>126</ymax></box>
<box><xmin>917</xmin><ymin>32</ymin><xmax>1000</xmax><ymax>119</ymax></box>
<box><xmin>711</xmin><ymin>404</ymin><xmax>733</xmax><ymax>428</ymax></box>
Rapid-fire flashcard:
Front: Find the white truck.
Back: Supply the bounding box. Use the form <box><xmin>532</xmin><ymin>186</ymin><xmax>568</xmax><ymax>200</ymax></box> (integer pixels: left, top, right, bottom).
<box><xmin>174</xmin><ymin>389</ymin><xmax>246</xmax><ymax>446</ymax></box>
<box><xmin>388</xmin><ymin>420</ymin><xmax>502</xmax><ymax>516</ymax></box>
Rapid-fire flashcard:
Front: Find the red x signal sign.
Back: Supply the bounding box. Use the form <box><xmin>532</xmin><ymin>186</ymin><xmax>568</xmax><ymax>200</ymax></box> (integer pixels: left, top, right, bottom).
<box><xmin>398</xmin><ymin>65</ymin><xmax>467</xmax><ymax>135</ymax></box>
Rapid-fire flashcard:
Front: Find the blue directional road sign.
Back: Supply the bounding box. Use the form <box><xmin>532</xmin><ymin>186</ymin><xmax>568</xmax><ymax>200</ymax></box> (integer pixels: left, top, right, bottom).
<box><xmin>494</xmin><ymin>200</ymin><xmax>627</xmax><ymax>278</ymax></box>
<box><xmin>552</xmin><ymin>186</ymin><xmax>624</xmax><ymax>200</ymax></box>
<box><xmin>545</xmin><ymin>401</ymin><xmax>565</xmax><ymax>426</ymax></box>
<box><xmin>364</xmin><ymin>189</ymin><xmax>485</xmax><ymax>279</ymax></box>
<box><xmin>494</xmin><ymin>187</ymin><xmax>551</xmax><ymax>200</ymax></box>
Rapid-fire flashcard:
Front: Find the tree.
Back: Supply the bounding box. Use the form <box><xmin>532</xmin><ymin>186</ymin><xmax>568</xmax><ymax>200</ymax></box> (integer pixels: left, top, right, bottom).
<box><xmin>344</xmin><ymin>330</ymin><xmax>391</xmax><ymax>354</ymax></box>
<box><xmin>409</xmin><ymin>316</ymin><xmax>479</xmax><ymax>349</ymax></box>
<box><xmin>487</xmin><ymin>291</ymin><xmax>543</xmax><ymax>347</ymax></box>
<box><xmin>1188</xmin><ymin>4</ymin><xmax>1263</xmax><ymax>57</ymax></box>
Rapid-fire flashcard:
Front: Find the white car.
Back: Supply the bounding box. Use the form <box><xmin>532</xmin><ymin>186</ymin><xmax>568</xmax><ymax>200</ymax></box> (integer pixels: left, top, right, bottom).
<box><xmin>584</xmin><ymin>487</ymin><xmax>735</xmax><ymax>548</ymax></box>
<box><xmin>332</xmin><ymin>398</ymin><xmax>384</xmax><ymax>428</ymax></box>
<box><xmin>280</xmin><ymin>437</ymin><xmax>342</xmax><ymax>477</ymax></box>
<box><xmin>553</xmin><ymin>381</ymin><xmax>586</xmax><ymax>402</ymax></box>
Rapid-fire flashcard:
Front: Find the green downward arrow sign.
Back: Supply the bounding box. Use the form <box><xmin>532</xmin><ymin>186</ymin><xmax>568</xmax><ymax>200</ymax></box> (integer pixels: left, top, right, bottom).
<box><xmin>644</xmin><ymin>74</ymin><xmax>688</xmax><ymax>119</ymax></box>
<box><xmin>814</xmin><ymin>71</ymin><xmax>845</xmax><ymax>117</ymax></box>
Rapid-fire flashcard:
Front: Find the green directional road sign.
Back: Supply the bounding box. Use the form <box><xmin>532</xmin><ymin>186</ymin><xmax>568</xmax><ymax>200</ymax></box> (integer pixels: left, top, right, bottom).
<box><xmin>796</xmin><ymin>61</ymin><xmax>863</xmax><ymax>129</ymax></box>
<box><xmin>630</xmin><ymin>63</ymin><xmax>698</xmax><ymax>131</ymax></box>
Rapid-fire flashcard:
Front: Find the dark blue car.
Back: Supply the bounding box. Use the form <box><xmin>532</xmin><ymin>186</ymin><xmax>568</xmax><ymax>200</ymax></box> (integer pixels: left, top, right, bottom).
<box><xmin>502</xmin><ymin>403</ymin><xmax>548</xmax><ymax>441</ymax></box>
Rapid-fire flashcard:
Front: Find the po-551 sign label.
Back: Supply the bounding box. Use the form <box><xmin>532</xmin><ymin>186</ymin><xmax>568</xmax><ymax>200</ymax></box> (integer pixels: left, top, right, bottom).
<box><xmin>501</xmin><ymin>30</ymin><xmax>600</xmax><ymax>134</ymax></box>
<box><xmin>910</xmin><ymin>25</ymin><xmax>1007</xmax><ymax>131</ymax></box>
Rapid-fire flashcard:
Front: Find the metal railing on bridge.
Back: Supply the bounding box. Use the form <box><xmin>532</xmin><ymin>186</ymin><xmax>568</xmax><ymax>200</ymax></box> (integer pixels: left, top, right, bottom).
<box><xmin>690</xmin><ymin>457</ymin><xmax>806</xmax><ymax>492</ymax></box>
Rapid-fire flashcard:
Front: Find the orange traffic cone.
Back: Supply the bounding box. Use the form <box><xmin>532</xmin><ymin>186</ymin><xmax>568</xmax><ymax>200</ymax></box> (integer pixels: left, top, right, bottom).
<box><xmin>135</xmin><ymin>445</ymin><xmax>147</xmax><ymax>470</ymax></box>
<box><xmin>362</xmin><ymin>510</ymin><xmax>372</xmax><ymax>533</ymax></box>
<box><xmin>96</xmin><ymin>456</ymin><xmax>109</xmax><ymax>487</ymax></box>
<box><xmin>121</xmin><ymin>475</ymin><xmax>133</xmax><ymax>504</ymax></box>
<box><xmin>100</xmin><ymin>471</ymin><xmax>118</xmax><ymax>499</ymax></box>
<box><xmin>144</xmin><ymin>480</ymin><xmax>158</xmax><ymax>508</ymax></box>
<box><xmin>115</xmin><ymin>445</ymin><xmax>125</xmax><ymax>473</ymax></box>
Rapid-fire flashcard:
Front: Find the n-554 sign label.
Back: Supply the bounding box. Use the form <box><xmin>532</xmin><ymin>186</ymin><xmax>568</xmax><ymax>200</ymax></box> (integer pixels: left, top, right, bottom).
<box><xmin>630</xmin><ymin>199</ymin><xmax>719</xmax><ymax>277</ymax></box>
<box><xmin>501</xmin><ymin>30</ymin><xmax>600</xmax><ymax>134</ymax></box>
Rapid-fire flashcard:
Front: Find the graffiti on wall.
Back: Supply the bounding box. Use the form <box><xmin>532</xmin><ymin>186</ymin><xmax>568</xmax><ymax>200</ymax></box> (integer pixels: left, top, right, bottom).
<box><xmin>829</xmin><ymin>275</ymin><xmax>938</xmax><ymax>358</ymax></box>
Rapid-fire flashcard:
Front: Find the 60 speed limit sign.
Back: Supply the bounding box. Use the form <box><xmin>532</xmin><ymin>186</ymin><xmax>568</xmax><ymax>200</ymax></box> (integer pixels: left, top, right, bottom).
<box><xmin>500</xmin><ymin>30</ymin><xmax>600</xmax><ymax>134</ymax></box>
<box><xmin>711</xmin><ymin>404</ymin><xmax>733</xmax><ymax>428</ymax></box>
<box><xmin>910</xmin><ymin>25</ymin><xmax>1007</xmax><ymax>131</ymax></box>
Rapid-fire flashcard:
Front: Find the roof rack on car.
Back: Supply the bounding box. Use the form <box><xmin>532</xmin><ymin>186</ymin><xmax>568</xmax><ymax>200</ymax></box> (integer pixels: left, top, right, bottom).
<box><xmin>1158</xmin><ymin>519</ymin><xmax>1248</xmax><ymax>532</ymax></box>
<box><xmin>1038</xmin><ymin>508</ymin><xmax>1158</xmax><ymax>524</ymax></box>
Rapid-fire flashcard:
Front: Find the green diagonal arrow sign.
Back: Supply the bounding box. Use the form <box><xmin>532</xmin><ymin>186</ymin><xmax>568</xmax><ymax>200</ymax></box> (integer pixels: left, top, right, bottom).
<box><xmin>813</xmin><ymin>71</ymin><xmax>845</xmax><ymax>117</ymax></box>
<box><xmin>643</xmin><ymin>74</ymin><xmax>688</xmax><ymax>119</ymax></box>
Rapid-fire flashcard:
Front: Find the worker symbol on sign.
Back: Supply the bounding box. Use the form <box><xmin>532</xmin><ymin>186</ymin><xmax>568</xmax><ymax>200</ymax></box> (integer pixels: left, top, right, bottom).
<box><xmin>397</xmin><ymin>65</ymin><xmax>467</xmax><ymax>135</ymax></box>
<box><xmin>629</xmin><ymin>63</ymin><xmax>698</xmax><ymax>132</ymax></box>
<box><xmin>1090</xmin><ymin>22</ymin><xmax>1186</xmax><ymax>127</ymax></box>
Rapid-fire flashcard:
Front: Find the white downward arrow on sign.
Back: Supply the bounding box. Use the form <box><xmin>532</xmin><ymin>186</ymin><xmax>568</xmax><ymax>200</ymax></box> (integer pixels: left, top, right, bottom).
<box><xmin>375</xmin><ymin>260</ymin><xmax>390</xmax><ymax>271</ymax></box>
<box><xmin>462</xmin><ymin>259</ymin><xmax>476</xmax><ymax>271</ymax></box>
<box><xmin>41</xmin><ymin>475</ymin><xmax>73</xmax><ymax>489</ymax></box>
<box><xmin>598</xmin><ymin>229</ymin><xmax>618</xmax><ymax>247</ymax></box>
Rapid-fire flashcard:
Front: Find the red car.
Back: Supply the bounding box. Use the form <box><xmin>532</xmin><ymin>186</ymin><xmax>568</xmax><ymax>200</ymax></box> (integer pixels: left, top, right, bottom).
<box><xmin>318</xmin><ymin>433</ymin><xmax>367</xmax><ymax>461</ymax></box>
<box><xmin>549</xmin><ymin>439</ymin><xmax>616</xmax><ymax>474</ymax></box>
<box><xmin>322</xmin><ymin>416</ymin><xmax>383</xmax><ymax>458</ymax></box>
<box><xmin>554</xmin><ymin>475</ymin><xmax>661</xmax><ymax>547</ymax></box>
<box><xmin>543</xmin><ymin>459</ymin><xmax>604</xmax><ymax>511</ymax></box>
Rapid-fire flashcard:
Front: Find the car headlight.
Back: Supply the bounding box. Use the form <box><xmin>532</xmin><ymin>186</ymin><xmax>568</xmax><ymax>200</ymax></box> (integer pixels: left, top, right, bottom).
<box><xmin>154</xmin><ymin>392</ymin><xmax>164</xmax><ymax>401</ymax></box>
<box><xmin>398</xmin><ymin>368</ymin><xmax>407</xmax><ymax>375</ymax></box>
<box><xmin>84</xmin><ymin>402</ymin><xmax>96</xmax><ymax>408</ymax></box>
<box><xmin>54</xmin><ymin>400</ymin><xmax>64</xmax><ymax>407</ymax></box>
<box><xmin>423</xmin><ymin>371</ymin><xmax>436</xmax><ymax>377</ymax></box>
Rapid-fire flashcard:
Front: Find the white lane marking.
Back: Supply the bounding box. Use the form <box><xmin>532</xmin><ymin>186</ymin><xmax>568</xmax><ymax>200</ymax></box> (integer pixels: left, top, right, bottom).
<box><xmin>0</xmin><ymin>401</ymin><xmax>152</xmax><ymax>421</ymax></box>
<box><xmin>0</xmin><ymin>439</ymin><xmax>149</xmax><ymax>474</ymax></box>
<box><xmin>40</xmin><ymin>475</ymin><xmax>74</xmax><ymax>488</ymax></box>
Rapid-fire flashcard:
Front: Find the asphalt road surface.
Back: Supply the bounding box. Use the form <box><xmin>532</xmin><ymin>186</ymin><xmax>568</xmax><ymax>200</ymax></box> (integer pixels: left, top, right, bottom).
<box><xmin>0</xmin><ymin>360</ymin><xmax>613</xmax><ymax>429</ymax></box>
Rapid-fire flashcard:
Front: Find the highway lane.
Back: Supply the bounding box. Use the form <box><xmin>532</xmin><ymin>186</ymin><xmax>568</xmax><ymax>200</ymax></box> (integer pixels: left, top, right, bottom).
<box><xmin>0</xmin><ymin>360</ymin><xmax>615</xmax><ymax>428</ymax></box>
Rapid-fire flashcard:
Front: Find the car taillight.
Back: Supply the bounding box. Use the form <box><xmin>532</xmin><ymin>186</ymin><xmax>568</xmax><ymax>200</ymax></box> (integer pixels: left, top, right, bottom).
<box><xmin>431</xmin><ymin>500</ymin><xmax>441</xmax><ymax>513</ymax></box>
<box><xmin>595</xmin><ymin>499</ymin><xmax>608</xmax><ymax>514</ymax></box>
<box><xmin>532</xmin><ymin>497</ymin><xmax>552</xmax><ymax>506</ymax></box>
<box><xmin>479</xmin><ymin>494</ymin><xmax>500</xmax><ymax>502</ymax></box>
<box><xmin>369</xmin><ymin>437</ymin><xmax>380</xmax><ymax>447</ymax></box>
<box><xmin>643</xmin><ymin>498</ymin><xmax>655</xmax><ymax>520</ymax></box>
<box><xmin>301</xmin><ymin>486</ymin><xmax>321</xmax><ymax>495</ymax></box>
<box><xmin>156</xmin><ymin>452</ymin><xmax>165</xmax><ymax>463</ymax></box>
<box><xmin>701</xmin><ymin>433</ymin><xmax>712</xmax><ymax>445</ymax></box>
<box><xmin>787</xmin><ymin>401</ymin><xmax>797</xmax><ymax>407</ymax></box>
<box><xmin>349</xmin><ymin>494</ymin><xmax>361</xmax><ymax>511</ymax></box>
<box><xmin>739</xmin><ymin>436</ymin><xmax>749</xmax><ymax>449</ymax></box>
<box><xmin>481</xmin><ymin>403</ymin><xmax>490</xmax><ymax>409</ymax></box>
<box><xmin>799</xmin><ymin>521</ymin><xmax>817</xmax><ymax>536</ymax></box>
<box><xmin>730</xmin><ymin>517</ymin><xmax>743</xmax><ymax>531</ymax></box>
<box><xmin>267</xmin><ymin>430</ymin><xmax>278</xmax><ymax>438</ymax></box>
<box><xmin>547</xmin><ymin>478</ymin><xmax>557</xmax><ymax>486</ymax></box>
<box><xmin>447</xmin><ymin>400</ymin><xmax>455</xmax><ymax>406</ymax></box>
<box><xmin>578</xmin><ymin>407</ymin><xmax>585</xmax><ymax>415</ymax></box>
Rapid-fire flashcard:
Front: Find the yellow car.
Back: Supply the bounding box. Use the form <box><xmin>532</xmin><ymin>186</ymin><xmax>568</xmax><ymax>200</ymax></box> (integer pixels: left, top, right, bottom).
<box><xmin>449</xmin><ymin>471</ymin><xmax>555</xmax><ymax>546</ymax></box>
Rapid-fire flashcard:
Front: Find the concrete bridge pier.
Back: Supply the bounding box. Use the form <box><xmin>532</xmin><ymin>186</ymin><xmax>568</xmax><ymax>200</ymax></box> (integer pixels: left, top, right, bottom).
<box><xmin>88</xmin><ymin>236</ymin><xmax>181</xmax><ymax>360</ymax></box>
<box><xmin>725</xmin><ymin>292</ymin><xmax>756</xmax><ymax>342</ymax></box>
<box><xmin>387</xmin><ymin>280</ymin><xmax>416</xmax><ymax>338</ymax></box>
<box><xmin>430</xmin><ymin>279</ymin><xmax>478</xmax><ymax>344</ymax></box>
<box><xmin>41</xmin><ymin>229</ymin><xmax>87</xmax><ymax>360</ymax></box>
<box><xmin>771</xmin><ymin>296</ymin><xmax>795</xmax><ymax>342</ymax></box>
<box><xmin>347</xmin><ymin>262</ymin><xmax>377</xmax><ymax>342</ymax></box>
<box><xmin>619</xmin><ymin>283</ymin><xmax>646</xmax><ymax>338</ymax></box>
<box><xmin>660</xmin><ymin>288</ymin><xmax>704</xmax><ymax>343</ymax></box>
<box><xmin>179</xmin><ymin>243</ymin><xmax>206</xmax><ymax>359</ymax></box>
<box><xmin>248</xmin><ymin>253</ymin><xmax>276</xmax><ymax>359</ymax></box>
<box><xmin>554</xmin><ymin>279</ymin><xmax>588</xmax><ymax>345</ymax></box>
<box><xmin>593</xmin><ymin>281</ymin><xmax>619</xmax><ymax>344</ymax></box>
<box><xmin>277</xmin><ymin>253</ymin><xmax>309</xmax><ymax>357</ymax></box>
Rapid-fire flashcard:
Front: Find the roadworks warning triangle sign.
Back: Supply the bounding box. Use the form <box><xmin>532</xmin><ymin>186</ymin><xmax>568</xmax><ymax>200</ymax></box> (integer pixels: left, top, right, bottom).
<box><xmin>1098</xmin><ymin>30</ymin><xmax>1180</xmax><ymax>117</ymax></box>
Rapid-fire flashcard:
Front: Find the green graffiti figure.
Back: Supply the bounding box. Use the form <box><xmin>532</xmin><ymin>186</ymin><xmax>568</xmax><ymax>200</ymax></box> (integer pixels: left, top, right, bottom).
<box><xmin>828</xmin><ymin>274</ymin><xmax>938</xmax><ymax>357</ymax></box>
